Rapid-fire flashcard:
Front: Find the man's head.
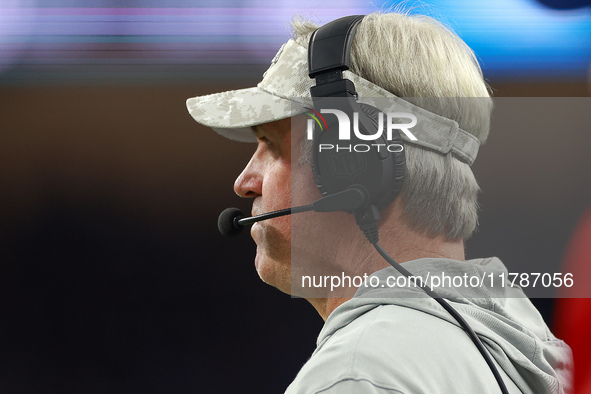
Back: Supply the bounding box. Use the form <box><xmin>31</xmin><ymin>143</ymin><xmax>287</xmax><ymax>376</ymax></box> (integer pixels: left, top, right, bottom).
<box><xmin>188</xmin><ymin>11</ymin><xmax>493</xmax><ymax>295</ymax></box>
<box><xmin>291</xmin><ymin>13</ymin><xmax>492</xmax><ymax>241</ymax></box>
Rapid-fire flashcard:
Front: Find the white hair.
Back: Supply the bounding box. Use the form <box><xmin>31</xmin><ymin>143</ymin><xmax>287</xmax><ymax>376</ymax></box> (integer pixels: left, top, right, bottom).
<box><xmin>293</xmin><ymin>11</ymin><xmax>493</xmax><ymax>240</ymax></box>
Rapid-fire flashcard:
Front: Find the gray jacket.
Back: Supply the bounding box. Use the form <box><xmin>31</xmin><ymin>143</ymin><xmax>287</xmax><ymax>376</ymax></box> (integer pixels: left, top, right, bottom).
<box><xmin>285</xmin><ymin>257</ymin><xmax>573</xmax><ymax>393</ymax></box>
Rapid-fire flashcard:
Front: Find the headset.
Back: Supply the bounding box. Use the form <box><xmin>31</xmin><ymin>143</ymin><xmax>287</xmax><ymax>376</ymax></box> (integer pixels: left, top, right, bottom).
<box><xmin>219</xmin><ymin>15</ymin><xmax>509</xmax><ymax>393</ymax></box>
<box><xmin>308</xmin><ymin>15</ymin><xmax>405</xmax><ymax>243</ymax></box>
<box><xmin>308</xmin><ymin>15</ymin><xmax>509</xmax><ymax>394</ymax></box>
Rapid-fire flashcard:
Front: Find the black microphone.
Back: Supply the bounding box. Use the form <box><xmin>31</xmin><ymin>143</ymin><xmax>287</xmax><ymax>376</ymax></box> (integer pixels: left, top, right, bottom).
<box><xmin>217</xmin><ymin>187</ymin><xmax>368</xmax><ymax>237</ymax></box>
<box><xmin>217</xmin><ymin>207</ymin><xmax>247</xmax><ymax>237</ymax></box>
<box><xmin>217</xmin><ymin>206</ymin><xmax>313</xmax><ymax>237</ymax></box>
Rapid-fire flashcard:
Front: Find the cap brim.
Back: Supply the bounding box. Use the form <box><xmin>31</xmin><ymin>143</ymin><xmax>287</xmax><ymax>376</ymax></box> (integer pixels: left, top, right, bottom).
<box><xmin>186</xmin><ymin>86</ymin><xmax>302</xmax><ymax>143</ymax></box>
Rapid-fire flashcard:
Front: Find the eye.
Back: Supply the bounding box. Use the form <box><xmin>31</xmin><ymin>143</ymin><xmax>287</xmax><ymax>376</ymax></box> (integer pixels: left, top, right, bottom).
<box><xmin>258</xmin><ymin>136</ymin><xmax>272</xmax><ymax>149</ymax></box>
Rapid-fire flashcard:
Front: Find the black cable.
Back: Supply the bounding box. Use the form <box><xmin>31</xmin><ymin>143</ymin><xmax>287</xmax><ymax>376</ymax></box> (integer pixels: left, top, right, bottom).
<box><xmin>373</xmin><ymin>242</ymin><xmax>510</xmax><ymax>394</ymax></box>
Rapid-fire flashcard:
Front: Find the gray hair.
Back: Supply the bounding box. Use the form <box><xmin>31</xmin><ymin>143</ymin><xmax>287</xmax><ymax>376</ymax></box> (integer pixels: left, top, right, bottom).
<box><xmin>293</xmin><ymin>12</ymin><xmax>493</xmax><ymax>240</ymax></box>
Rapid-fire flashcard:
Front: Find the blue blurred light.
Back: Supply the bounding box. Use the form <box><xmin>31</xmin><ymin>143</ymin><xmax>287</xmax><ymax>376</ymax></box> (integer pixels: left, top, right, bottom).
<box><xmin>391</xmin><ymin>0</ymin><xmax>591</xmax><ymax>78</ymax></box>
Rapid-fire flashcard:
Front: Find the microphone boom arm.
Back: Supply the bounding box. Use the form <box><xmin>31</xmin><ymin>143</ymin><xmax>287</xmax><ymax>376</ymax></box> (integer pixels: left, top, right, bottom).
<box><xmin>236</xmin><ymin>205</ymin><xmax>314</xmax><ymax>227</ymax></box>
<box><xmin>235</xmin><ymin>187</ymin><xmax>368</xmax><ymax>228</ymax></box>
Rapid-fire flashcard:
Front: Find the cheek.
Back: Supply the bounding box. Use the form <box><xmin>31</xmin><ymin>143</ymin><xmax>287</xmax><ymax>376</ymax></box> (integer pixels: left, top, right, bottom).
<box><xmin>291</xmin><ymin>164</ymin><xmax>320</xmax><ymax>206</ymax></box>
<box><xmin>263</xmin><ymin>163</ymin><xmax>293</xmax><ymax>209</ymax></box>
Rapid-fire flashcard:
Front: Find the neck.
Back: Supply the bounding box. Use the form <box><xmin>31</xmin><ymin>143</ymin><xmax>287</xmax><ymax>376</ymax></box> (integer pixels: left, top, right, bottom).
<box><xmin>305</xmin><ymin>203</ymin><xmax>465</xmax><ymax>321</ymax></box>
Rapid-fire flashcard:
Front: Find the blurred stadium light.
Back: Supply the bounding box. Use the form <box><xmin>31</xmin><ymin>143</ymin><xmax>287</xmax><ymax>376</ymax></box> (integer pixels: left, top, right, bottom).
<box><xmin>0</xmin><ymin>0</ymin><xmax>589</xmax><ymax>83</ymax></box>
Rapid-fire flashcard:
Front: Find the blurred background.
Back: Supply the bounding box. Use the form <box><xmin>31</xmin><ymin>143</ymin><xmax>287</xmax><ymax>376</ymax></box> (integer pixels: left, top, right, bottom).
<box><xmin>1</xmin><ymin>0</ymin><xmax>590</xmax><ymax>393</ymax></box>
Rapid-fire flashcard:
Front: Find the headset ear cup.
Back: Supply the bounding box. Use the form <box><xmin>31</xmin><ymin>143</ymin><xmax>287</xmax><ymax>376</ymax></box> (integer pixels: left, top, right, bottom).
<box><xmin>357</xmin><ymin>103</ymin><xmax>406</xmax><ymax>211</ymax></box>
<box><xmin>311</xmin><ymin>101</ymin><xmax>406</xmax><ymax>212</ymax></box>
<box><xmin>357</xmin><ymin>103</ymin><xmax>381</xmax><ymax>128</ymax></box>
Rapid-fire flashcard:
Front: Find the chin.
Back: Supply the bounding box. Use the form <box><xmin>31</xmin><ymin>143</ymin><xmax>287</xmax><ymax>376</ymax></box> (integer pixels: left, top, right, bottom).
<box><xmin>254</xmin><ymin>250</ymin><xmax>292</xmax><ymax>294</ymax></box>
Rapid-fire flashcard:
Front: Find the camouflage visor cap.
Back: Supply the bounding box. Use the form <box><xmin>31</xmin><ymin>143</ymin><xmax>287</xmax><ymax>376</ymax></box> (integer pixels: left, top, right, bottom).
<box><xmin>186</xmin><ymin>39</ymin><xmax>482</xmax><ymax>165</ymax></box>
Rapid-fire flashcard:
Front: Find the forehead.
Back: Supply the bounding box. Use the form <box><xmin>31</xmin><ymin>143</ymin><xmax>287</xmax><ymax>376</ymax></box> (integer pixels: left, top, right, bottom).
<box><xmin>250</xmin><ymin>115</ymin><xmax>306</xmax><ymax>137</ymax></box>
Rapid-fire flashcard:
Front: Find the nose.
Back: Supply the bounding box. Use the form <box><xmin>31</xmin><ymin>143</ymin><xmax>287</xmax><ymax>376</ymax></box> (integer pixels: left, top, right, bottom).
<box><xmin>234</xmin><ymin>153</ymin><xmax>263</xmax><ymax>198</ymax></box>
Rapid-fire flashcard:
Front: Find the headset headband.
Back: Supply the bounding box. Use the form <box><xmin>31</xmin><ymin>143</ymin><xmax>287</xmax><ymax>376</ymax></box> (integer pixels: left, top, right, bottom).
<box><xmin>308</xmin><ymin>15</ymin><xmax>365</xmax><ymax>79</ymax></box>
